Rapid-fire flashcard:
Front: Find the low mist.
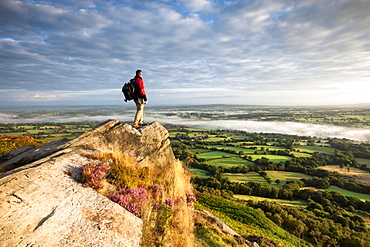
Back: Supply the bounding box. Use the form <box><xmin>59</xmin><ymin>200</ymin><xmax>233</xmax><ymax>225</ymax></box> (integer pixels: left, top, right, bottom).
<box><xmin>1</xmin><ymin>113</ymin><xmax>369</xmax><ymax>142</ymax></box>
<box><xmin>152</xmin><ymin>118</ymin><xmax>370</xmax><ymax>143</ymax></box>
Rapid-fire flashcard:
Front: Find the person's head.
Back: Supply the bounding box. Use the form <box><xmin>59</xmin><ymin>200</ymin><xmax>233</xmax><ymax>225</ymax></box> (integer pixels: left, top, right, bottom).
<box><xmin>136</xmin><ymin>70</ymin><xmax>142</xmax><ymax>77</ymax></box>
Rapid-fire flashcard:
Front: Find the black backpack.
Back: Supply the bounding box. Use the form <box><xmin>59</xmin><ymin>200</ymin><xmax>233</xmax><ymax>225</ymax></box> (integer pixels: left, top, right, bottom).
<box><xmin>122</xmin><ymin>78</ymin><xmax>137</xmax><ymax>102</ymax></box>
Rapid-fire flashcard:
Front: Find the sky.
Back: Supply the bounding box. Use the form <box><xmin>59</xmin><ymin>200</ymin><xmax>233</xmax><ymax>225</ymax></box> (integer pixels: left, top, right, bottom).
<box><xmin>1</xmin><ymin>0</ymin><xmax>370</xmax><ymax>106</ymax></box>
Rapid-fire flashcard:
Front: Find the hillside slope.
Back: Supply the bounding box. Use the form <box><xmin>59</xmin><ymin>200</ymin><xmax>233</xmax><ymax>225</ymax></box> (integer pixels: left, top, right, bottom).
<box><xmin>0</xmin><ymin>120</ymin><xmax>195</xmax><ymax>246</ymax></box>
<box><xmin>0</xmin><ymin>120</ymin><xmax>317</xmax><ymax>247</ymax></box>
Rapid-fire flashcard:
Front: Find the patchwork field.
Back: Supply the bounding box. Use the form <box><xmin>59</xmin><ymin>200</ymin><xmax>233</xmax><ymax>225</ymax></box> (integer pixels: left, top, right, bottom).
<box><xmin>189</xmin><ymin>168</ymin><xmax>209</xmax><ymax>178</ymax></box>
<box><xmin>294</xmin><ymin>145</ymin><xmax>335</xmax><ymax>155</ymax></box>
<box><xmin>290</xmin><ymin>151</ymin><xmax>312</xmax><ymax>158</ymax></box>
<box><xmin>224</xmin><ymin>171</ymin><xmax>313</xmax><ymax>189</ymax></box>
<box><xmin>205</xmin><ymin>156</ymin><xmax>254</xmax><ymax>168</ymax></box>
<box><xmin>224</xmin><ymin>172</ymin><xmax>267</xmax><ymax>184</ymax></box>
<box><xmin>207</xmin><ymin>145</ymin><xmax>254</xmax><ymax>153</ymax></box>
<box><xmin>356</xmin><ymin>158</ymin><xmax>370</xmax><ymax>166</ymax></box>
<box><xmin>319</xmin><ymin>165</ymin><xmax>370</xmax><ymax>186</ymax></box>
<box><xmin>190</xmin><ymin>148</ymin><xmax>210</xmax><ymax>154</ymax></box>
<box><xmin>234</xmin><ymin>194</ymin><xmax>308</xmax><ymax>208</ymax></box>
<box><xmin>323</xmin><ymin>186</ymin><xmax>370</xmax><ymax>201</ymax></box>
<box><xmin>264</xmin><ymin>171</ymin><xmax>313</xmax><ymax>183</ymax></box>
<box><xmin>197</xmin><ymin>150</ymin><xmax>237</xmax><ymax>160</ymax></box>
<box><xmin>249</xmin><ymin>154</ymin><xmax>292</xmax><ymax>163</ymax></box>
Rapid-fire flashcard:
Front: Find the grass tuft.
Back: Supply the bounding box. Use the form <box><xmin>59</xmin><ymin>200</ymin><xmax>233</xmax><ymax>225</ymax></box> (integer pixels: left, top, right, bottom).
<box><xmin>79</xmin><ymin>146</ymin><xmax>195</xmax><ymax>247</ymax></box>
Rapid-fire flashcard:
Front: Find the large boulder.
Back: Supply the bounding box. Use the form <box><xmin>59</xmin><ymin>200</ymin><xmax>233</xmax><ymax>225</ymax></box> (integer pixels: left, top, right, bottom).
<box><xmin>0</xmin><ymin>120</ymin><xmax>174</xmax><ymax>247</ymax></box>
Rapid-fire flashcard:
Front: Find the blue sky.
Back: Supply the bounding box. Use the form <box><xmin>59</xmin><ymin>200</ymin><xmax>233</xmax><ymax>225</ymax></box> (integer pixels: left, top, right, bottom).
<box><xmin>1</xmin><ymin>0</ymin><xmax>370</xmax><ymax>106</ymax></box>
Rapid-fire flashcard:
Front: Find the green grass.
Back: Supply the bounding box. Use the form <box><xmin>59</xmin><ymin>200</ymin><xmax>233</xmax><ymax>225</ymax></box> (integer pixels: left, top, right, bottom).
<box><xmin>229</xmin><ymin>135</ymin><xmax>250</xmax><ymax>140</ymax></box>
<box><xmin>207</xmin><ymin>145</ymin><xmax>250</xmax><ymax>153</ymax></box>
<box><xmin>234</xmin><ymin>194</ymin><xmax>308</xmax><ymax>208</ymax></box>
<box><xmin>323</xmin><ymin>186</ymin><xmax>370</xmax><ymax>201</ymax></box>
<box><xmin>202</xmin><ymin>137</ymin><xmax>228</xmax><ymax>142</ymax></box>
<box><xmin>356</xmin><ymin>158</ymin><xmax>370</xmax><ymax>166</ymax></box>
<box><xmin>234</xmin><ymin>141</ymin><xmax>255</xmax><ymax>145</ymax></box>
<box><xmin>225</xmin><ymin>171</ymin><xmax>313</xmax><ymax>189</ymax></box>
<box><xmin>197</xmin><ymin>194</ymin><xmax>312</xmax><ymax>247</ymax></box>
<box><xmin>249</xmin><ymin>154</ymin><xmax>292</xmax><ymax>163</ymax></box>
<box><xmin>294</xmin><ymin>145</ymin><xmax>335</xmax><ymax>155</ymax></box>
<box><xmin>197</xmin><ymin>151</ymin><xmax>237</xmax><ymax>160</ymax></box>
<box><xmin>225</xmin><ymin>172</ymin><xmax>267</xmax><ymax>183</ymax></box>
<box><xmin>265</xmin><ymin>171</ymin><xmax>312</xmax><ymax>184</ymax></box>
<box><xmin>190</xmin><ymin>148</ymin><xmax>211</xmax><ymax>154</ymax></box>
<box><xmin>291</xmin><ymin>151</ymin><xmax>312</xmax><ymax>158</ymax></box>
<box><xmin>190</xmin><ymin>168</ymin><xmax>210</xmax><ymax>178</ymax></box>
<box><xmin>205</xmin><ymin>156</ymin><xmax>254</xmax><ymax>168</ymax></box>
<box><xmin>250</xmin><ymin>145</ymin><xmax>288</xmax><ymax>151</ymax></box>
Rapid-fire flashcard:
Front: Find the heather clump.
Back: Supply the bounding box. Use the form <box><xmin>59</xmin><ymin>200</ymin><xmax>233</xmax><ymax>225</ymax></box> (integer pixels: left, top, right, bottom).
<box><xmin>80</xmin><ymin>162</ymin><xmax>109</xmax><ymax>189</ymax></box>
<box><xmin>185</xmin><ymin>190</ymin><xmax>196</xmax><ymax>206</ymax></box>
<box><xmin>108</xmin><ymin>187</ymin><xmax>149</xmax><ymax>217</ymax></box>
<box><xmin>149</xmin><ymin>183</ymin><xmax>165</xmax><ymax>199</ymax></box>
<box><xmin>79</xmin><ymin>148</ymin><xmax>195</xmax><ymax>247</ymax></box>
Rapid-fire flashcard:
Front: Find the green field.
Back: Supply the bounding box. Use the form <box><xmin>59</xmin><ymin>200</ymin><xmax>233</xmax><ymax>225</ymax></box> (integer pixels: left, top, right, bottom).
<box><xmin>265</xmin><ymin>171</ymin><xmax>312</xmax><ymax>183</ymax></box>
<box><xmin>207</xmin><ymin>145</ymin><xmax>252</xmax><ymax>153</ymax></box>
<box><xmin>234</xmin><ymin>194</ymin><xmax>308</xmax><ymax>208</ymax></box>
<box><xmin>356</xmin><ymin>158</ymin><xmax>370</xmax><ymax>166</ymax></box>
<box><xmin>323</xmin><ymin>186</ymin><xmax>370</xmax><ymax>201</ymax></box>
<box><xmin>225</xmin><ymin>171</ymin><xmax>313</xmax><ymax>188</ymax></box>
<box><xmin>205</xmin><ymin>156</ymin><xmax>254</xmax><ymax>168</ymax></box>
<box><xmin>291</xmin><ymin>151</ymin><xmax>312</xmax><ymax>158</ymax></box>
<box><xmin>249</xmin><ymin>154</ymin><xmax>292</xmax><ymax>163</ymax></box>
<box><xmin>196</xmin><ymin>151</ymin><xmax>237</xmax><ymax>160</ymax></box>
<box><xmin>294</xmin><ymin>145</ymin><xmax>335</xmax><ymax>155</ymax></box>
<box><xmin>202</xmin><ymin>137</ymin><xmax>229</xmax><ymax>142</ymax></box>
<box><xmin>189</xmin><ymin>168</ymin><xmax>209</xmax><ymax>178</ymax></box>
<box><xmin>190</xmin><ymin>148</ymin><xmax>210</xmax><ymax>154</ymax></box>
<box><xmin>250</xmin><ymin>145</ymin><xmax>288</xmax><ymax>151</ymax></box>
<box><xmin>224</xmin><ymin>172</ymin><xmax>267</xmax><ymax>184</ymax></box>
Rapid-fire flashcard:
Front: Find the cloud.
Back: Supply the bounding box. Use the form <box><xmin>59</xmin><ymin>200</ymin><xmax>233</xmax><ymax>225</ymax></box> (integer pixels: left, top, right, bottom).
<box><xmin>178</xmin><ymin>0</ymin><xmax>212</xmax><ymax>12</ymax></box>
<box><xmin>0</xmin><ymin>0</ymin><xmax>370</xmax><ymax>106</ymax></box>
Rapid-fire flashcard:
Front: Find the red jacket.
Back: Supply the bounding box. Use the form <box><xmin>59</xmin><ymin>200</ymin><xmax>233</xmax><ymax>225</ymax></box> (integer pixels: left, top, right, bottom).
<box><xmin>134</xmin><ymin>76</ymin><xmax>147</xmax><ymax>101</ymax></box>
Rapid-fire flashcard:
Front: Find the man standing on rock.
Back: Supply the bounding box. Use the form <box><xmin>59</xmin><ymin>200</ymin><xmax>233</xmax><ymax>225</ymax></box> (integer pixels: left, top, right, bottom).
<box><xmin>133</xmin><ymin>69</ymin><xmax>148</xmax><ymax>128</ymax></box>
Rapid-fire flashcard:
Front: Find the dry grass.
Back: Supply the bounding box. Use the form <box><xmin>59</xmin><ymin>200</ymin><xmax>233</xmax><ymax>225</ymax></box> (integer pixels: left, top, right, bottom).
<box><xmin>84</xmin><ymin>144</ymin><xmax>195</xmax><ymax>247</ymax></box>
<box><xmin>319</xmin><ymin>165</ymin><xmax>370</xmax><ymax>186</ymax></box>
<box><xmin>141</xmin><ymin>159</ymin><xmax>195</xmax><ymax>247</ymax></box>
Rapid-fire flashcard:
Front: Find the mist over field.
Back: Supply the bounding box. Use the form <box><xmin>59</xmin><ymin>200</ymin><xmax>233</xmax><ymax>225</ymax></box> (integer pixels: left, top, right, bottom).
<box><xmin>1</xmin><ymin>110</ymin><xmax>370</xmax><ymax>142</ymax></box>
<box><xmin>154</xmin><ymin>118</ymin><xmax>370</xmax><ymax>143</ymax></box>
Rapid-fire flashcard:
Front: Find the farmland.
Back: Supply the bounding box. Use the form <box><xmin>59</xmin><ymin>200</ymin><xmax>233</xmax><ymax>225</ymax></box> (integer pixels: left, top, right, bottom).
<box><xmin>1</xmin><ymin>104</ymin><xmax>370</xmax><ymax>247</ymax></box>
<box><xmin>174</xmin><ymin>124</ymin><xmax>370</xmax><ymax>246</ymax></box>
<box><xmin>224</xmin><ymin>171</ymin><xmax>313</xmax><ymax>189</ymax></box>
<box><xmin>323</xmin><ymin>186</ymin><xmax>370</xmax><ymax>201</ymax></box>
<box><xmin>319</xmin><ymin>165</ymin><xmax>370</xmax><ymax>186</ymax></box>
<box><xmin>205</xmin><ymin>156</ymin><xmax>255</xmax><ymax>168</ymax></box>
<box><xmin>234</xmin><ymin>194</ymin><xmax>308</xmax><ymax>208</ymax></box>
<box><xmin>168</xmin><ymin>125</ymin><xmax>370</xmax><ymax>200</ymax></box>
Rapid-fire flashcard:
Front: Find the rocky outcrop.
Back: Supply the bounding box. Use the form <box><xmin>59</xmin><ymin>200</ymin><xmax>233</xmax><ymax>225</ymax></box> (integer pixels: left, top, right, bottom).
<box><xmin>0</xmin><ymin>120</ymin><xmax>174</xmax><ymax>247</ymax></box>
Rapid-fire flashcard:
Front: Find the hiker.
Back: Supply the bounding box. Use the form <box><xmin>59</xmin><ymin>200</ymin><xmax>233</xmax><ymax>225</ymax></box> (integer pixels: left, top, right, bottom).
<box><xmin>133</xmin><ymin>69</ymin><xmax>148</xmax><ymax>127</ymax></box>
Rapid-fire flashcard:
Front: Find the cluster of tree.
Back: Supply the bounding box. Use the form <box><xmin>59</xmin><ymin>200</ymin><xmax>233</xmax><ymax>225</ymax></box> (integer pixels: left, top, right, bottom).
<box><xmin>246</xmin><ymin>199</ymin><xmax>369</xmax><ymax>247</ymax></box>
<box><xmin>0</xmin><ymin>136</ymin><xmax>47</xmax><ymax>155</ymax></box>
<box><xmin>197</xmin><ymin>191</ymin><xmax>369</xmax><ymax>247</ymax></box>
<box><xmin>189</xmin><ymin>149</ymin><xmax>370</xmax><ymax>196</ymax></box>
<box><xmin>329</xmin><ymin>138</ymin><xmax>370</xmax><ymax>159</ymax></box>
<box><xmin>195</xmin><ymin>174</ymin><xmax>370</xmax><ymax>213</ymax></box>
<box><xmin>303</xmin><ymin>169</ymin><xmax>370</xmax><ymax>194</ymax></box>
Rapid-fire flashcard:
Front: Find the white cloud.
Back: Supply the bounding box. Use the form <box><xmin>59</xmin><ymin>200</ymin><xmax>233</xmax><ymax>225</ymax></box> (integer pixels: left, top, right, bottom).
<box><xmin>0</xmin><ymin>0</ymin><xmax>369</xmax><ymax>106</ymax></box>
<box><xmin>178</xmin><ymin>0</ymin><xmax>212</xmax><ymax>12</ymax></box>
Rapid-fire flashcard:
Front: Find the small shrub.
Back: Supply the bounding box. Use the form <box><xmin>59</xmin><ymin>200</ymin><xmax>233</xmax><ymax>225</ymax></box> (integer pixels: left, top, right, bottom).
<box><xmin>186</xmin><ymin>190</ymin><xmax>196</xmax><ymax>206</ymax></box>
<box><xmin>80</xmin><ymin>163</ymin><xmax>110</xmax><ymax>189</ymax></box>
<box><xmin>157</xmin><ymin>201</ymin><xmax>174</xmax><ymax>232</ymax></box>
<box><xmin>149</xmin><ymin>184</ymin><xmax>165</xmax><ymax>199</ymax></box>
<box><xmin>165</xmin><ymin>198</ymin><xmax>174</xmax><ymax>207</ymax></box>
<box><xmin>108</xmin><ymin>187</ymin><xmax>149</xmax><ymax>217</ymax></box>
